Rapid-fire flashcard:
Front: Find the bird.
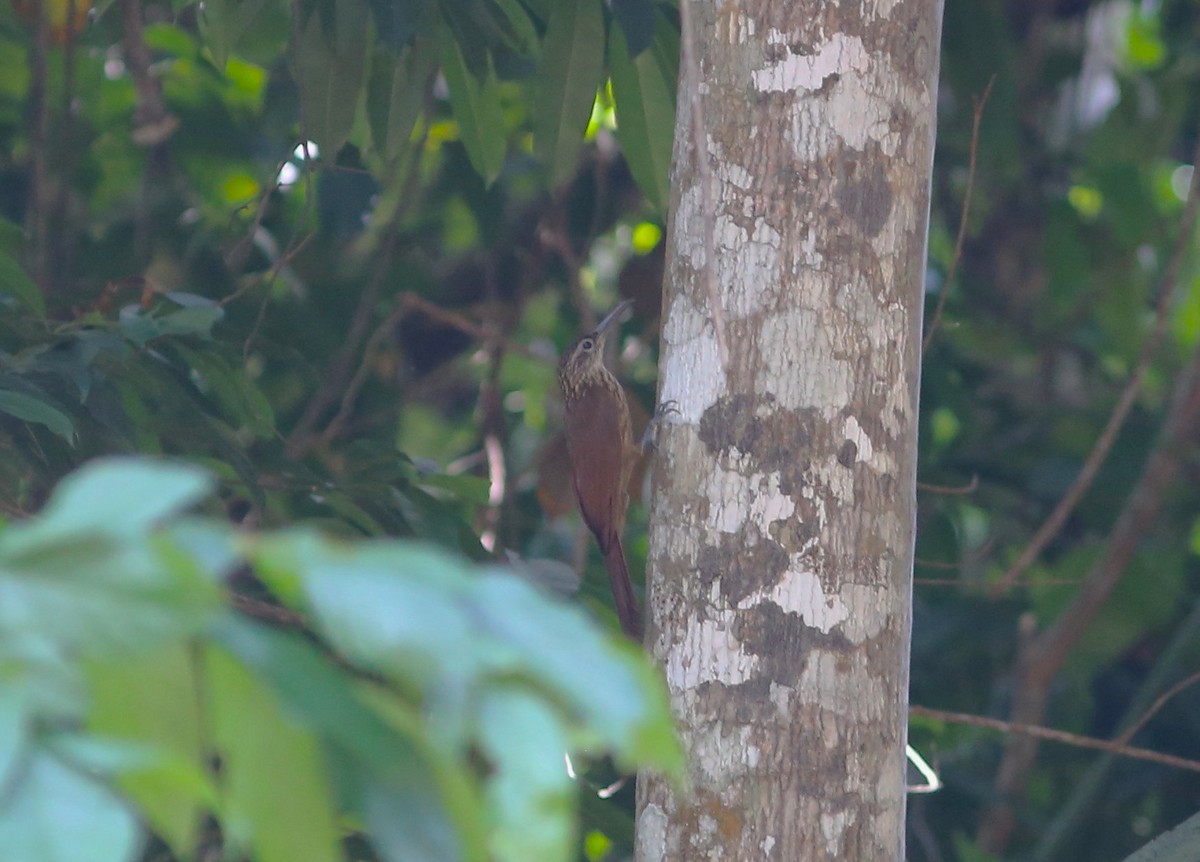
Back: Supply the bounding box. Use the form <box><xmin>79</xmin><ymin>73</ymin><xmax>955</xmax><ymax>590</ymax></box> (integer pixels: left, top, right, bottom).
<box><xmin>557</xmin><ymin>300</ymin><xmax>643</xmax><ymax>639</ymax></box>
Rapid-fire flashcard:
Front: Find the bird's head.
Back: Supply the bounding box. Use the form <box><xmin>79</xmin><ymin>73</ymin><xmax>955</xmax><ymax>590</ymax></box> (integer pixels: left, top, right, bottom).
<box><xmin>557</xmin><ymin>300</ymin><xmax>632</xmax><ymax>392</ymax></box>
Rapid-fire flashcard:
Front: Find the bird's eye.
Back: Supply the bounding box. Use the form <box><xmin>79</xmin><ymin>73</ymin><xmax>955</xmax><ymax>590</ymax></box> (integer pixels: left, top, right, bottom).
<box><xmin>580</xmin><ymin>338</ymin><xmax>595</xmax><ymax>351</ymax></box>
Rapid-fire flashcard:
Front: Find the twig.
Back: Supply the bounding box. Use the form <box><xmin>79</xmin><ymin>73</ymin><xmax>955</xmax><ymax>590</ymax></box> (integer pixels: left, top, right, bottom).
<box><xmin>223</xmin><ymin>156</ymin><xmax>289</xmax><ymax>274</ymax></box>
<box><xmin>981</xmin><ymin>256</ymin><xmax>1200</xmax><ymax>848</ymax></box>
<box><xmin>229</xmin><ymin>592</ymin><xmax>308</xmax><ymax>628</ymax></box>
<box><xmin>286</xmin><ymin>255</ymin><xmax>391</xmax><ymax>458</ymax></box>
<box><xmin>911</xmin><ymin>705</ymin><xmax>1200</xmax><ymax>775</ymax></box>
<box><xmin>1113</xmin><ymin>669</ymin><xmax>1200</xmax><ymax>747</ymax></box>
<box><xmin>318</xmin><ymin>303</ymin><xmax>409</xmax><ymax>446</ymax></box>
<box><xmin>923</xmin><ymin>76</ymin><xmax>995</xmax><ymax>354</ymax></box>
<box><xmin>121</xmin><ymin>0</ymin><xmax>178</xmax><ymax>147</ymax></box>
<box><xmin>539</xmin><ymin>222</ymin><xmax>593</xmax><ymax>329</ymax></box>
<box><xmin>396</xmin><ymin>293</ymin><xmax>546</xmax><ymax>361</ymax></box>
<box><xmin>916</xmin><ymin>475</ymin><xmax>979</xmax><ymax>495</ymax></box>
<box><xmin>26</xmin><ymin>0</ymin><xmax>50</xmax><ymax>292</ymax></box>
<box><xmin>915</xmin><ymin>576</ymin><xmax>1082</xmax><ymax>588</ymax></box>
<box><xmin>991</xmin><ymin>139</ymin><xmax>1200</xmax><ymax>595</ymax></box>
<box><xmin>678</xmin><ymin>0</ymin><xmax>728</xmax><ymax>369</ymax></box>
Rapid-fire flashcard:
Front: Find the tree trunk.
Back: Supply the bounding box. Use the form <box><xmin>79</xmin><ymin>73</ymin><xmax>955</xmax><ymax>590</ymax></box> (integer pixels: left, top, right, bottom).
<box><xmin>638</xmin><ymin>2</ymin><xmax>943</xmax><ymax>859</ymax></box>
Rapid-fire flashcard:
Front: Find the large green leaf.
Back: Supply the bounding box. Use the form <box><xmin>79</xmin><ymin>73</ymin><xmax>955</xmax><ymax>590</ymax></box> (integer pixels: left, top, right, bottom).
<box><xmin>468</xmin><ymin>571</ymin><xmax>682</xmax><ymax>773</ymax></box>
<box><xmin>207</xmin><ymin>645</ymin><xmax>341</xmax><ymax>862</ymax></box>
<box><xmin>7</xmin><ymin>458</ymin><xmax>212</xmax><ymax>542</ymax></box>
<box><xmin>86</xmin><ymin>645</ymin><xmax>210</xmax><ymax>856</ymax></box>
<box><xmin>0</xmin><ymin>388</ymin><xmax>74</xmax><ymax>442</ymax></box>
<box><xmin>439</xmin><ymin>25</ymin><xmax>507</xmax><ymax>185</ymax></box>
<box><xmin>476</xmin><ymin>687</ymin><xmax>574</xmax><ymax>862</ymax></box>
<box><xmin>171</xmin><ymin>344</ymin><xmax>276</xmax><ymax>439</ymax></box>
<box><xmin>0</xmin><ymin>746</ymin><xmax>140</xmax><ymax>862</ymax></box>
<box><xmin>367</xmin><ymin>38</ymin><xmax>437</xmax><ymax>163</ymax></box>
<box><xmin>608</xmin><ymin>11</ymin><xmax>678</xmax><ymax>213</ymax></box>
<box><xmin>0</xmin><ymin>460</ymin><xmax>220</xmax><ymax>656</ymax></box>
<box><xmin>214</xmin><ymin>615</ymin><xmax>488</xmax><ymax>862</ymax></box>
<box><xmin>247</xmin><ymin>529</ymin><xmax>681</xmax><ymax>776</ymax></box>
<box><xmin>533</xmin><ymin>0</ymin><xmax>605</xmax><ymax>187</ymax></box>
<box><xmin>198</xmin><ymin>0</ymin><xmax>287</xmax><ymax>69</ymax></box>
<box><xmin>294</xmin><ymin>0</ymin><xmax>370</xmax><ymax>156</ymax></box>
<box><xmin>249</xmin><ymin>531</ymin><xmax>479</xmax><ymax>691</ymax></box>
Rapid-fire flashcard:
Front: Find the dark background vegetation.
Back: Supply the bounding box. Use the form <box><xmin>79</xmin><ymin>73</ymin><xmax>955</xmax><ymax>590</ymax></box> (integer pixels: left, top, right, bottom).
<box><xmin>1</xmin><ymin>0</ymin><xmax>1199</xmax><ymax>860</ymax></box>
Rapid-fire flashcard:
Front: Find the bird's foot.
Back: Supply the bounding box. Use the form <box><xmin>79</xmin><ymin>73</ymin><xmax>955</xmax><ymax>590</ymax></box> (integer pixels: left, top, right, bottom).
<box><xmin>641</xmin><ymin>399</ymin><xmax>680</xmax><ymax>452</ymax></box>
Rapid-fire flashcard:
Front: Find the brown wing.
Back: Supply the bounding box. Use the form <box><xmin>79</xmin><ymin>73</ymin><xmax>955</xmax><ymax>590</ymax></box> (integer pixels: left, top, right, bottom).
<box><xmin>563</xmin><ymin>384</ymin><xmax>629</xmax><ymax>551</ymax></box>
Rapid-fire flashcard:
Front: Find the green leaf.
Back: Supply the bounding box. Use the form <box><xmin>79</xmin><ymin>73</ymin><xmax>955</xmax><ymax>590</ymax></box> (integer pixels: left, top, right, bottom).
<box><xmin>118</xmin><ymin>304</ymin><xmax>224</xmax><ymax>344</ymax></box>
<box><xmin>0</xmin><ymin>249</ymin><xmax>43</xmax><ymax>315</ymax></box>
<box><xmin>533</xmin><ymin>0</ymin><xmax>604</xmax><ymax>187</ymax></box>
<box><xmin>0</xmin><ymin>746</ymin><xmax>140</xmax><ymax>862</ymax></box>
<box><xmin>469</xmin><ymin>571</ymin><xmax>683</xmax><ymax>775</ymax></box>
<box><xmin>12</xmin><ymin>458</ymin><xmax>212</xmax><ymax>541</ymax></box>
<box><xmin>213</xmin><ymin>616</ymin><xmax>487</xmax><ymax>862</ymax></box>
<box><xmin>197</xmin><ymin>0</ymin><xmax>287</xmax><ymax>69</ymax></box>
<box><xmin>486</xmin><ymin>0</ymin><xmax>539</xmax><ymax>58</ymax></box>
<box><xmin>0</xmin><ymin>534</ymin><xmax>221</xmax><ymax>656</ymax></box>
<box><xmin>367</xmin><ymin>38</ymin><xmax>437</xmax><ymax>163</ymax></box>
<box><xmin>608</xmin><ymin>11</ymin><xmax>678</xmax><ymax>213</ymax></box>
<box><xmin>249</xmin><ymin>532</ymin><xmax>478</xmax><ymax>690</ymax></box>
<box><xmin>172</xmin><ymin>344</ymin><xmax>276</xmax><ymax>439</ymax></box>
<box><xmin>609</xmin><ymin>0</ymin><xmax>656</xmax><ymax>58</ymax></box>
<box><xmin>294</xmin><ymin>0</ymin><xmax>370</xmax><ymax>156</ymax></box>
<box><xmin>0</xmin><ymin>388</ymin><xmax>75</xmax><ymax>442</ymax></box>
<box><xmin>477</xmin><ymin>687</ymin><xmax>574</xmax><ymax>862</ymax></box>
<box><xmin>0</xmin><ymin>460</ymin><xmax>221</xmax><ymax>656</ymax></box>
<box><xmin>367</xmin><ymin>0</ymin><xmax>431</xmax><ymax>50</ymax></box>
<box><xmin>86</xmin><ymin>645</ymin><xmax>210</xmax><ymax>855</ymax></box>
<box><xmin>207</xmin><ymin>645</ymin><xmax>341</xmax><ymax>862</ymax></box>
<box><xmin>0</xmin><ymin>687</ymin><xmax>26</xmax><ymax>792</ymax></box>
<box><xmin>439</xmin><ymin>24</ymin><xmax>507</xmax><ymax>184</ymax></box>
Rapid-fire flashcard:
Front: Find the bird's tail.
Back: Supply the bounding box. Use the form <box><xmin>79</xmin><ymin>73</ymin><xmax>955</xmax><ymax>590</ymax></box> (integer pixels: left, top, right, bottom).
<box><xmin>603</xmin><ymin>535</ymin><xmax>643</xmax><ymax>640</ymax></box>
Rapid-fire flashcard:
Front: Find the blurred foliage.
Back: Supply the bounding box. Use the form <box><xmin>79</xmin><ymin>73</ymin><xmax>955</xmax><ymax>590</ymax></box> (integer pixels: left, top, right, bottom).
<box><xmin>0</xmin><ymin>458</ymin><xmax>681</xmax><ymax>862</ymax></box>
<box><xmin>1</xmin><ymin>0</ymin><xmax>1200</xmax><ymax>860</ymax></box>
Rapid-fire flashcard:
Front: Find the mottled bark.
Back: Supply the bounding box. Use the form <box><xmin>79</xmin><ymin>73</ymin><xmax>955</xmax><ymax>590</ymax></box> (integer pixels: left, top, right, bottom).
<box><xmin>638</xmin><ymin>1</ymin><xmax>942</xmax><ymax>860</ymax></box>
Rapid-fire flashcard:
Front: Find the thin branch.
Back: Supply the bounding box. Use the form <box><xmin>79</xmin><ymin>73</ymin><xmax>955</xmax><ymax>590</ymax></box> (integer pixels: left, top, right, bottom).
<box><xmin>916</xmin><ymin>475</ymin><xmax>979</xmax><ymax>495</ymax></box>
<box><xmin>121</xmin><ymin>0</ymin><xmax>179</xmax><ymax>147</ymax></box>
<box><xmin>992</xmin><ymin>140</ymin><xmax>1200</xmax><ymax>595</ymax></box>
<box><xmin>915</xmin><ymin>576</ymin><xmax>1082</xmax><ymax>588</ymax></box>
<box><xmin>982</xmin><ymin>254</ymin><xmax>1200</xmax><ymax>848</ymax></box>
<box><xmin>678</xmin><ymin>0</ymin><xmax>728</xmax><ymax>369</ymax></box>
<box><xmin>1113</xmin><ymin>669</ymin><xmax>1200</xmax><ymax>747</ymax></box>
<box><xmin>318</xmin><ymin>303</ymin><xmax>408</xmax><ymax>447</ymax></box>
<box><xmin>26</xmin><ymin>0</ymin><xmax>50</xmax><ymax>292</ymax></box>
<box><xmin>910</xmin><ymin>705</ymin><xmax>1200</xmax><ymax>775</ymax></box>
<box><xmin>396</xmin><ymin>293</ymin><xmax>546</xmax><ymax>361</ymax></box>
<box><xmin>923</xmin><ymin>76</ymin><xmax>995</xmax><ymax>354</ymax></box>
<box><xmin>229</xmin><ymin>592</ymin><xmax>307</xmax><ymax>628</ymax></box>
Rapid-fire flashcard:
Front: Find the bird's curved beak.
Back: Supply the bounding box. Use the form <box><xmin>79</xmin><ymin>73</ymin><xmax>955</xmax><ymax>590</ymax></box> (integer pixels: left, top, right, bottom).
<box><xmin>592</xmin><ymin>299</ymin><xmax>634</xmax><ymax>338</ymax></box>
